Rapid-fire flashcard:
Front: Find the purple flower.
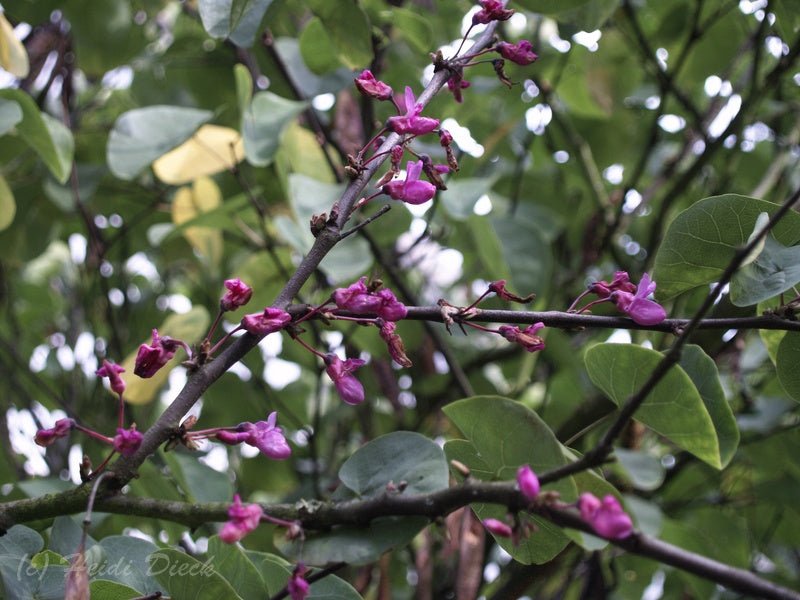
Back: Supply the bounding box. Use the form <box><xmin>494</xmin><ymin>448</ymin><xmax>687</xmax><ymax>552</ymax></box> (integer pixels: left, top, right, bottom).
<box><xmin>386</xmin><ymin>87</ymin><xmax>440</xmax><ymax>136</ymax></box>
<box><xmin>589</xmin><ymin>271</ymin><xmax>636</xmax><ymax>299</ymax></box>
<box><xmin>447</xmin><ymin>73</ymin><xmax>471</xmax><ymax>103</ymax></box>
<box><xmin>134</xmin><ymin>329</ymin><xmax>182</xmax><ymax>378</ymax></box>
<box><xmin>96</xmin><ymin>360</ymin><xmax>126</xmax><ymax>395</ymax></box>
<box><xmin>355</xmin><ymin>70</ymin><xmax>393</xmax><ymax>101</ymax></box>
<box><xmin>220</xmin><ymin>278</ymin><xmax>253</xmax><ymax>312</ymax></box>
<box><xmin>378</xmin><ymin>321</ymin><xmax>412</xmax><ymax>367</ymax></box>
<box><xmin>489</xmin><ymin>280</ymin><xmax>536</xmax><ymax>303</ymax></box>
<box><xmin>333</xmin><ymin>277</ymin><xmax>384</xmax><ymax>313</ymax></box>
<box><xmin>325</xmin><ymin>354</ymin><xmax>367</xmax><ymax>405</ymax></box>
<box><xmin>383</xmin><ymin>160</ymin><xmax>437</xmax><ymax>205</ymax></box>
<box><xmin>215</xmin><ymin>412</ymin><xmax>291</xmax><ymax>459</ymax></box>
<box><xmin>473</xmin><ymin>0</ymin><xmax>514</xmax><ymax>24</ymax></box>
<box><xmin>375</xmin><ymin>288</ymin><xmax>408</xmax><ymax>321</ymax></box>
<box><xmin>215</xmin><ymin>429</ymin><xmax>251</xmax><ymax>445</ymax></box>
<box><xmin>482</xmin><ymin>518</ymin><xmax>513</xmax><ymax>538</ymax></box>
<box><xmin>517</xmin><ymin>465</ymin><xmax>540</xmax><ymax>501</ymax></box>
<box><xmin>34</xmin><ymin>418</ymin><xmax>75</xmax><ymax>447</ymax></box>
<box><xmin>288</xmin><ymin>564</ymin><xmax>310</xmax><ymax>600</ymax></box>
<box><xmin>113</xmin><ymin>425</ymin><xmax>143</xmax><ymax>456</ymax></box>
<box><xmin>579</xmin><ymin>493</ymin><xmax>633</xmax><ymax>539</ymax></box>
<box><xmin>496</xmin><ymin>40</ymin><xmax>539</xmax><ymax>65</ymax></box>
<box><xmin>498</xmin><ymin>323</ymin><xmax>546</xmax><ymax>352</ymax></box>
<box><xmin>241</xmin><ymin>307</ymin><xmax>292</xmax><ymax>336</ymax></box>
<box><xmin>611</xmin><ymin>273</ymin><xmax>667</xmax><ymax>325</ymax></box>
<box><xmin>439</xmin><ymin>129</ymin><xmax>453</xmax><ymax>147</ymax></box>
<box><xmin>220</xmin><ymin>494</ymin><xmax>264</xmax><ymax>543</ymax></box>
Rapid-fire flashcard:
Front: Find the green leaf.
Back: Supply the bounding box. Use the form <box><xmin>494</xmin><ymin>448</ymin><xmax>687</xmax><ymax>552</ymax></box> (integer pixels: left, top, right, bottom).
<box><xmin>0</xmin><ymin>89</ymin><xmax>74</xmax><ymax>183</ymax></box>
<box><xmin>490</xmin><ymin>214</ymin><xmax>552</xmax><ymax>300</ymax></box>
<box><xmin>163</xmin><ymin>451</ymin><xmax>234</xmax><ymax>503</ymax></box>
<box><xmin>247</xmin><ymin>552</ymin><xmax>362</xmax><ymax>598</ymax></box>
<box><xmin>443</xmin><ymin>396</ymin><xmax>577</xmax><ymax>564</ymax></box>
<box><xmin>97</xmin><ymin>536</ymin><xmax>161</xmax><ymax>595</ymax></box>
<box><xmin>148</xmin><ymin>548</ymin><xmax>242</xmax><ymax>600</ymax></box>
<box><xmin>557</xmin><ymin>0</ymin><xmax>620</xmax><ymax>30</ymax></box>
<box><xmin>679</xmin><ymin>345</ymin><xmax>739</xmax><ymax>466</ymax></box>
<box><xmin>306</xmin><ymin>0</ymin><xmax>373</xmax><ymax>69</ymax></box>
<box><xmin>198</xmin><ymin>0</ymin><xmax>274</xmax><ymax>47</ymax></box>
<box><xmin>440</xmin><ymin>177</ymin><xmax>495</xmax><ymax>221</ymax></box>
<box><xmin>652</xmin><ymin>194</ymin><xmax>800</xmax><ymax>300</ymax></box>
<box><xmin>106</xmin><ymin>106</ymin><xmax>212</xmax><ymax>180</ymax></box>
<box><xmin>234</xmin><ymin>64</ymin><xmax>253</xmax><ymax>116</ymax></box>
<box><xmin>615</xmin><ymin>448</ymin><xmax>665</xmax><ymax>491</ymax></box>
<box><xmin>89</xmin><ymin>580</ymin><xmax>143</xmax><ymax>600</ymax></box>
<box><xmin>206</xmin><ymin>536</ymin><xmax>266</xmax><ymax>600</ymax></box>
<box><xmin>0</xmin><ymin>174</ymin><xmax>15</xmax><ymax>231</ymax></box>
<box><xmin>585</xmin><ymin>344</ymin><xmax>722</xmax><ymax>468</ymax></box>
<box><xmin>516</xmin><ymin>0</ymin><xmax>594</xmax><ymax>12</ymax></box>
<box><xmin>0</xmin><ymin>525</ymin><xmax>43</xmax><ymax>557</ymax></box>
<box><xmin>242</xmin><ymin>92</ymin><xmax>307</xmax><ymax>167</ymax></box>
<box><xmin>777</xmin><ymin>332</ymin><xmax>800</xmax><ymax>402</ymax></box>
<box><xmin>0</xmin><ymin>98</ymin><xmax>22</xmax><ymax>135</ymax></box>
<box><xmin>299</xmin><ymin>17</ymin><xmax>343</xmax><ymax>74</ymax></box>
<box><xmin>339</xmin><ymin>431</ymin><xmax>449</xmax><ymax>498</ymax></box>
<box><xmin>730</xmin><ymin>236</ymin><xmax>800</xmax><ymax>306</ymax></box>
<box><xmin>278</xmin><ymin>517</ymin><xmax>429</xmax><ymax>566</ymax></box>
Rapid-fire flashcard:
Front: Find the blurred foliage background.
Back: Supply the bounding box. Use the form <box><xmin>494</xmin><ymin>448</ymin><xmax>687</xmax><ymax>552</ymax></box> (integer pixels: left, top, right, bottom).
<box><xmin>0</xmin><ymin>0</ymin><xmax>799</xmax><ymax>597</ymax></box>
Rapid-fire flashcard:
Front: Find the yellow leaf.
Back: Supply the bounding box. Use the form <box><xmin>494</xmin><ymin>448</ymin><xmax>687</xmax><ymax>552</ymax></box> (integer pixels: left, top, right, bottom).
<box><xmin>171</xmin><ymin>176</ymin><xmax>224</xmax><ymax>267</ymax></box>
<box><xmin>120</xmin><ymin>307</ymin><xmax>210</xmax><ymax>405</ymax></box>
<box><xmin>0</xmin><ymin>175</ymin><xmax>15</xmax><ymax>231</ymax></box>
<box><xmin>152</xmin><ymin>124</ymin><xmax>244</xmax><ymax>185</ymax></box>
<box><xmin>0</xmin><ymin>12</ymin><xmax>29</xmax><ymax>78</ymax></box>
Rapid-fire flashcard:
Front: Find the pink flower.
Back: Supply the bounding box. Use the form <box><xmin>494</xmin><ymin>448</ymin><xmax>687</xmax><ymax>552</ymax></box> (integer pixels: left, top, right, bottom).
<box><xmin>96</xmin><ymin>360</ymin><xmax>126</xmax><ymax>395</ymax></box>
<box><xmin>220</xmin><ymin>278</ymin><xmax>253</xmax><ymax>312</ymax></box>
<box><xmin>496</xmin><ymin>40</ymin><xmax>538</xmax><ymax>65</ymax></box>
<box><xmin>386</xmin><ymin>87</ymin><xmax>440</xmax><ymax>136</ymax></box>
<box><xmin>215</xmin><ymin>412</ymin><xmax>291</xmax><ymax>459</ymax></box>
<box><xmin>578</xmin><ymin>493</ymin><xmax>633</xmax><ymax>539</ymax></box>
<box><xmin>611</xmin><ymin>273</ymin><xmax>667</xmax><ymax>325</ymax></box>
<box><xmin>383</xmin><ymin>160</ymin><xmax>437</xmax><ymax>205</ymax></box>
<box><xmin>287</xmin><ymin>564</ymin><xmax>310</xmax><ymax>600</ymax></box>
<box><xmin>589</xmin><ymin>271</ymin><xmax>636</xmax><ymax>299</ymax></box>
<box><xmin>378</xmin><ymin>321</ymin><xmax>412</xmax><ymax>367</ymax></box>
<box><xmin>439</xmin><ymin>129</ymin><xmax>453</xmax><ymax>147</ymax></box>
<box><xmin>447</xmin><ymin>73</ymin><xmax>470</xmax><ymax>103</ymax></box>
<box><xmin>34</xmin><ymin>418</ymin><xmax>75</xmax><ymax>447</ymax></box>
<box><xmin>113</xmin><ymin>425</ymin><xmax>143</xmax><ymax>456</ymax></box>
<box><xmin>325</xmin><ymin>354</ymin><xmax>367</xmax><ymax>405</ymax></box>
<box><xmin>498</xmin><ymin>323</ymin><xmax>546</xmax><ymax>352</ymax></box>
<box><xmin>333</xmin><ymin>278</ymin><xmax>408</xmax><ymax>320</ymax></box>
<box><xmin>241</xmin><ymin>307</ymin><xmax>292</xmax><ymax>335</ymax></box>
<box><xmin>354</xmin><ymin>70</ymin><xmax>393</xmax><ymax>101</ymax></box>
<box><xmin>473</xmin><ymin>0</ymin><xmax>514</xmax><ymax>24</ymax></box>
<box><xmin>333</xmin><ymin>277</ymin><xmax>384</xmax><ymax>313</ymax></box>
<box><xmin>482</xmin><ymin>518</ymin><xmax>513</xmax><ymax>538</ymax></box>
<box><xmin>516</xmin><ymin>465</ymin><xmax>540</xmax><ymax>501</ymax></box>
<box><xmin>134</xmin><ymin>329</ymin><xmax>183</xmax><ymax>378</ymax></box>
<box><xmin>220</xmin><ymin>494</ymin><xmax>264</xmax><ymax>543</ymax></box>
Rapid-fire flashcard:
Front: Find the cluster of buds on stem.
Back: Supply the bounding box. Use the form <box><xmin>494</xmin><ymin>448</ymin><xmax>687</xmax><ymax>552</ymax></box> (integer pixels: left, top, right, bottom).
<box><xmin>568</xmin><ymin>271</ymin><xmax>667</xmax><ymax>325</ymax></box>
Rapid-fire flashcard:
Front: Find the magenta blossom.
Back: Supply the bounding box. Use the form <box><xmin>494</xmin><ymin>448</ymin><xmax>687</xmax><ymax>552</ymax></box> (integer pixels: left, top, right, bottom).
<box><xmin>113</xmin><ymin>425</ymin><xmax>143</xmax><ymax>456</ymax></box>
<box><xmin>134</xmin><ymin>329</ymin><xmax>183</xmax><ymax>378</ymax></box>
<box><xmin>517</xmin><ymin>464</ymin><xmax>540</xmax><ymax>501</ymax></box>
<box><xmin>34</xmin><ymin>418</ymin><xmax>75</xmax><ymax>447</ymax></box>
<box><xmin>333</xmin><ymin>277</ymin><xmax>384</xmax><ymax>314</ymax></box>
<box><xmin>220</xmin><ymin>494</ymin><xmax>264</xmax><ymax>543</ymax></box>
<box><xmin>473</xmin><ymin>0</ymin><xmax>514</xmax><ymax>24</ymax></box>
<box><xmin>383</xmin><ymin>160</ymin><xmax>437</xmax><ymax>205</ymax></box>
<box><xmin>498</xmin><ymin>323</ymin><xmax>546</xmax><ymax>352</ymax></box>
<box><xmin>579</xmin><ymin>493</ymin><xmax>634</xmax><ymax>539</ymax></box>
<box><xmin>215</xmin><ymin>412</ymin><xmax>291</xmax><ymax>459</ymax></box>
<box><xmin>386</xmin><ymin>87</ymin><xmax>440</xmax><ymax>136</ymax></box>
<box><xmin>287</xmin><ymin>564</ymin><xmax>310</xmax><ymax>600</ymax></box>
<box><xmin>447</xmin><ymin>73</ymin><xmax>470</xmax><ymax>103</ymax></box>
<box><xmin>375</xmin><ymin>287</ymin><xmax>408</xmax><ymax>321</ymax></box>
<box><xmin>496</xmin><ymin>40</ymin><xmax>539</xmax><ymax>65</ymax></box>
<box><xmin>96</xmin><ymin>360</ymin><xmax>126</xmax><ymax>395</ymax></box>
<box><xmin>325</xmin><ymin>354</ymin><xmax>367</xmax><ymax>405</ymax></box>
<box><xmin>241</xmin><ymin>307</ymin><xmax>292</xmax><ymax>336</ymax></box>
<box><xmin>482</xmin><ymin>518</ymin><xmax>513</xmax><ymax>538</ymax></box>
<box><xmin>589</xmin><ymin>271</ymin><xmax>637</xmax><ymax>299</ymax></box>
<box><xmin>611</xmin><ymin>273</ymin><xmax>667</xmax><ymax>325</ymax></box>
<box><xmin>354</xmin><ymin>70</ymin><xmax>393</xmax><ymax>101</ymax></box>
<box><xmin>220</xmin><ymin>278</ymin><xmax>253</xmax><ymax>312</ymax></box>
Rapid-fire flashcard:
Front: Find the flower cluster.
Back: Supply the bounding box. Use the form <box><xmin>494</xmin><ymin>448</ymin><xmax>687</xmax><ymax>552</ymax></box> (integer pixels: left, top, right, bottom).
<box><xmin>481</xmin><ymin>466</ymin><xmax>634</xmax><ymax>544</ymax></box>
<box><xmin>219</xmin><ymin>494</ymin><xmax>264</xmax><ymax>543</ymax></box>
<box><xmin>568</xmin><ymin>271</ymin><xmax>667</xmax><ymax>326</ymax></box>
<box><xmin>210</xmin><ymin>412</ymin><xmax>292</xmax><ymax>459</ymax></box>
